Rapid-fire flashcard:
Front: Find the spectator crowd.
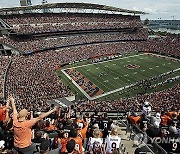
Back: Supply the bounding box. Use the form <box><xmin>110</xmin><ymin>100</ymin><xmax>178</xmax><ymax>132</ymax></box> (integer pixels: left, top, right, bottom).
<box><xmin>0</xmin><ymin>57</ymin><xmax>10</xmax><ymax>99</ymax></box>
<box><xmin>0</xmin><ymin>11</ymin><xmax>179</xmax><ymax>154</ymax></box>
<box><xmin>2</xmin><ymin>13</ymin><xmax>142</xmax><ymax>34</ymax></box>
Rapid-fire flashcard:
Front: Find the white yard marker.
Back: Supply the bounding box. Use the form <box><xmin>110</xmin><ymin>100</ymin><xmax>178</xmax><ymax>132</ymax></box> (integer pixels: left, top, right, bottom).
<box><xmin>96</xmin><ymin>67</ymin><xmax>99</xmax><ymax>69</ymax></box>
<box><xmin>104</xmin><ymin>80</ymin><xmax>109</xmax><ymax>83</ymax></box>
<box><xmin>114</xmin><ymin>77</ymin><xmax>119</xmax><ymax>80</ymax></box>
<box><xmin>113</xmin><ymin>64</ymin><xmax>116</xmax><ymax>65</ymax></box>
<box><xmin>124</xmin><ymin>74</ymin><xmax>129</xmax><ymax>76</ymax></box>
<box><xmin>149</xmin><ymin>68</ymin><xmax>153</xmax><ymax>70</ymax></box>
<box><xmin>156</xmin><ymin>66</ymin><xmax>159</xmax><ymax>68</ymax></box>
<box><xmin>142</xmin><ymin>70</ymin><xmax>145</xmax><ymax>72</ymax></box>
<box><xmin>162</xmin><ymin>64</ymin><xmax>165</xmax><ymax>66</ymax></box>
<box><xmin>133</xmin><ymin>72</ymin><xmax>137</xmax><ymax>74</ymax></box>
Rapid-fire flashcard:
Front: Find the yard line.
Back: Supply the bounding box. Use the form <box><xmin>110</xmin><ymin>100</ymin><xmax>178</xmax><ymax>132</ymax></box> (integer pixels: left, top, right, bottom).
<box><xmin>110</xmin><ymin>60</ymin><xmax>139</xmax><ymax>84</ymax></box>
<box><xmin>77</xmin><ymin>66</ymin><xmax>114</xmax><ymax>91</ymax></box>
<box><xmin>67</xmin><ymin>53</ymin><xmax>144</xmax><ymax>69</ymax></box>
<box><xmin>97</xmin><ymin>64</ymin><xmax>124</xmax><ymax>88</ymax></box>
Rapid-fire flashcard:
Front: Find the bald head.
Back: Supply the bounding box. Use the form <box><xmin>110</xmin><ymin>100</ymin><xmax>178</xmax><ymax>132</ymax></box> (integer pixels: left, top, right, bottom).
<box><xmin>18</xmin><ymin>109</ymin><xmax>29</xmax><ymax>119</ymax></box>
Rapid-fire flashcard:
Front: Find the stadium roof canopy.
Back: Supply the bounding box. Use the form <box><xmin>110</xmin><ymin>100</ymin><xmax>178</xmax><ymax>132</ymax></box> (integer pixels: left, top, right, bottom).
<box><xmin>0</xmin><ymin>2</ymin><xmax>147</xmax><ymax>15</ymax></box>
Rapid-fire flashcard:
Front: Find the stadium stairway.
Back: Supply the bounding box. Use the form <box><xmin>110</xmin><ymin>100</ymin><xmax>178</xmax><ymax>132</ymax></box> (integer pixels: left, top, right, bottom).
<box><xmin>107</xmin><ymin>112</ymin><xmax>136</xmax><ymax>153</ymax></box>
<box><xmin>114</xmin><ymin>119</ymin><xmax>136</xmax><ymax>154</ymax></box>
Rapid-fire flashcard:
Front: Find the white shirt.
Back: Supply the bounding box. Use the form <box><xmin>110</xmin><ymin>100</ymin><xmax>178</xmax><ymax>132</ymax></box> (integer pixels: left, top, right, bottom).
<box><xmin>105</xmin><ymin>135</ymin><xmax>121</xmax><ymax>153</ymax></box>
<box><xmin>88</xmin><ymin>137</ymin><xmax>103</xmax><ymax>153</ymax></box>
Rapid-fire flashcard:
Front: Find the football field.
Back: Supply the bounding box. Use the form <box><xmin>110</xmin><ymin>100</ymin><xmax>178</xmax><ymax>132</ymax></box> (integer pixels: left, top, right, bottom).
<box><xmin>61</xmin><ymin>53</ymin><xmax>180</xmax><ymax>100</ymax></box>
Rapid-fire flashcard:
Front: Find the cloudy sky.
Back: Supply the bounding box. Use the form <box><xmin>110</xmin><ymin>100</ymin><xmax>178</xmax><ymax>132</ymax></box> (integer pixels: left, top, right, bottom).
<box><xmin>0</xmin><ymin>0</ymin><xmax>179</xmax><ymax>20</ymax></box>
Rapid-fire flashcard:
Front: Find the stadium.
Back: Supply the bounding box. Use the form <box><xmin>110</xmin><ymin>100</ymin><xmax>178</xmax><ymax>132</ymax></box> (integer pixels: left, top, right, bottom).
<box><xmin>0</xmin><ymin>1</ymin><xmax>179</xmax><ymax>154</ymax></box>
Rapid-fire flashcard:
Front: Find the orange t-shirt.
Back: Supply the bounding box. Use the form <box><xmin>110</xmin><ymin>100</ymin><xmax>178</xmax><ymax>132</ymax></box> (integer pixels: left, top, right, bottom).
<box><xmin>167</xmin><ymin>111</ymin><xmax>178</xmax><ymax>118</ymax></box>
<box><xmin>0</xmin><ymin>106</ymin><xmax>6</xmax><ymax>121</ymax></box>
<box><xmin>128</xmin><ymin>115</ymin><xmax>140</xmax><ymax>124</ymax></box>
<box><xmin>78</xmin><ymin>123</ymin><xmax>88</xmax><ymax>140</ymax></box>
<box><xmin>59</xmin><ymin>138</ymin><xmax>68</xmax><ymax>152</ymax></box>
<box><xmin>161</xmin><ymin>115</ymin><xmax>171</xmax><ymax>126</ymax></box>
<box><xmin>45</xmin><ymin>124</ymin><xmax>57</xmax><ymax>131</ymax></box>
<box><xmin>13</xmin><ymin>113</ymin><xmax>36</xmax><ymax>148</ymax></box>
<box><xmin>69</xmin><ymin>137</ymin><xmax>83</xmax><ymax>153</ymax></box>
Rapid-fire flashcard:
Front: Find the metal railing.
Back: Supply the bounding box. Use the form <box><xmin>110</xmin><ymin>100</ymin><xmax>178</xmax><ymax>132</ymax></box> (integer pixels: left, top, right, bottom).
<box><xmin>116</xmin><ymin>111</ymin><xmax>167</xmax><ymax>154</ymax></box>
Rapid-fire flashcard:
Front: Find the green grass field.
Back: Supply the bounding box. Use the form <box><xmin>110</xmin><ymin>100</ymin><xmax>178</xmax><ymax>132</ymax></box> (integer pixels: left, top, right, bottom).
<box><xmin>59</xmin><ymin>53</ymin><xmax>180</xmax><ymax>100</ymax></box>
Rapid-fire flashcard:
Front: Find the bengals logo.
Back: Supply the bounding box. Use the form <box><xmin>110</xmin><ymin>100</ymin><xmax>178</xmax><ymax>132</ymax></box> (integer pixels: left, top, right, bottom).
<box><xmin>125</xmin><ymin>64</ymin><xmax>140</xmax><ymax>69</ymax></box>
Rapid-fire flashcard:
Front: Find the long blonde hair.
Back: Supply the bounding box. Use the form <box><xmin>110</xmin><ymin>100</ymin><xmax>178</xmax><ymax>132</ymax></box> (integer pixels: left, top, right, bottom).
<box><xmin>110</xmin><ymin>127</ymin><xmax>119</xmax><ymax>136</ymax></box>
<box><xmin>93</xmin><ymin>128</ymin><xmax>101</xmax><ymax>138</ymax></box>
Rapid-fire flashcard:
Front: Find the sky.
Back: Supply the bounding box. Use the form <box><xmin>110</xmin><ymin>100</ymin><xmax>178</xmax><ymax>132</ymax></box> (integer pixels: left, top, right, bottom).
<box><xmin>0</xmin><ymin>0</ymin><xmax>179</xmax><ymax>20</ymax></box>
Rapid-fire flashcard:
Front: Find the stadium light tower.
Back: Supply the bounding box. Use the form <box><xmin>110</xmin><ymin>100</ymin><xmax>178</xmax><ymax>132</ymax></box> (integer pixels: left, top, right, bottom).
<box><xmin>20</xmin><ymin>0</ymin><xmax>32</xmax><ymax>6</ymax></box>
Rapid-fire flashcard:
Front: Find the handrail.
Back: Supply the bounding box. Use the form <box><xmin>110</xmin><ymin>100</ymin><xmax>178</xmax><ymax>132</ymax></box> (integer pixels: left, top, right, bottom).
<box><xmin>117</xmin><ymin>111</ymin><xmax>167</xmax><ymax>154</ymax></box>
<box><xmin>132</xmin><ymin>124</ymin><xmax>167</xmax><ymax>154</ymax></box>
<box><xmin>116</xmin><ymin>112</ymin><xmax>157</xmax><ymax>154</ymax></box>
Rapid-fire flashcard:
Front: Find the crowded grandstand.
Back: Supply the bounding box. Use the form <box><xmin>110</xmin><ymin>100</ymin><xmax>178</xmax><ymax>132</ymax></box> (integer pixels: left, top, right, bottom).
<box><xmin>0</xmin><ymin>2</ymin><xmax>179</xmax><ymax>154</ymax></box>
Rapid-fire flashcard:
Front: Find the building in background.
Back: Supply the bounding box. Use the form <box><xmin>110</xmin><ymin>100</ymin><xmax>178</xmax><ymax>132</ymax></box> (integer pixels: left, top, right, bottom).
<box><xmin>20</xmin><ymin>0</ymin><xmax>32</xmax><ymax>6</ymax></box>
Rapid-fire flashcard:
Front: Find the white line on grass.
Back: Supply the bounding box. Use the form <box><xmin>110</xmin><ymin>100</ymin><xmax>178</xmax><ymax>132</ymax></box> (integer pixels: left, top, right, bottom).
<box><xmin>62</xmin><ymin>53</ymin><xmax>144</xmax><ymax>69</ymax></box>
<box><xmin>61</xmin><ymin>64</ymin><xmax>180</xmax><ymax>101</ymax></box>
<box><xmin>78</xmin><ymin>66</ymin><xmax>115</xmax><ymax>90</ymax></box>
